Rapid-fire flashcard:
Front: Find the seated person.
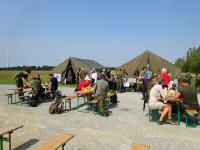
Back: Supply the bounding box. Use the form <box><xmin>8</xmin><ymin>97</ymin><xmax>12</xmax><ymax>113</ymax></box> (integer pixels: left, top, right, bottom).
<box><xmin>148</xmin><ymin>78</ymin><xmax>175</xmax><ymax>125</ymax></box>
<box><xmin>174</xmin><ymin>78</ymin><xmax>199</xmax><ymax>112</ymax></box>
<box><xmin>35</xmin><ymin>73</ymin><xmax>41</xmax><ymax>83</ymax></box>
<box><xmin>75</xmin><ymin>75</ymin><xmax>91</xmax><ymax>91</ymax></box>
<box><xmin>31</xmin><ymin>74</ymin><xmax>45</xmax><ymax>95</ymax></box>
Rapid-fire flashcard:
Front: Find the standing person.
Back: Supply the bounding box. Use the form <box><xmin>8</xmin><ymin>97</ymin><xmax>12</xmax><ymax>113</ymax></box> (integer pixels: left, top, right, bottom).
<box><xmin>139</xmin><ymin>67</ymin><xmax>151</xmax><ymax>100</ymax></box>
<box><xmin>76</xmin><ymin>68</ymin><xmax>81</xmax><ymax>85</ymax></box>
<box><xmin>91</xmin><ymin>68</ymin><xmax>98</xmax><ymax>84</ymax></box>
<box><xmin>48</xmin><ymin>74</ymin><xmax>58</xmax><ymax>98</ymax></box>
<box><xmin>160</xmin><ymin>68</ymin><xmax>171</xmax><ymax>89</ymax></box>
<box><xmin>110</xmin><ymin>70</ymin><xmax>116</xmax><ymax>90</ymax></box>
<box><xmin>79</xmin><ymin>67</ymin><xmax>86</xmax><ymax>82</ymax></box>
<box><xmin>195</xmin><ymin>74</ymin><xmax>200</xmax><ymax>90</ymax></box>
<box><xmin>133</xmin><ymin>68</ymin><xmax>140</xmax><ymax>77</ymax></box>
<box><xmin>14</xmin><ymin>69</ymin><xmax>31</xmax><ymax>96</ymax></box>
<box><xmin>106</xmin><ymin>68</ymin><xmax>112</xmax><ymax>89</ymax></box>
<box><xmin>116</xmin><ymin>69</ymin><xmax>123</xmax><ymax>93</ymax></box>
<box><xmin>156</xmin><ymin>68</ymin><xmax>161</xmax><ymax>77</ymax></box>
<box><xmin>185</xmin><ymin>72</ymin><xmax>192</xmax><ymax>85</ymax></box>
<box><xmin>94</xmin><ymin>74</ymin><xmax>109</xmax><ymax>117</ymax></box>
<box><xmin>67</xmin><ymin>70</ymin><xmax>73</xmax><ymax>84</ymax></box>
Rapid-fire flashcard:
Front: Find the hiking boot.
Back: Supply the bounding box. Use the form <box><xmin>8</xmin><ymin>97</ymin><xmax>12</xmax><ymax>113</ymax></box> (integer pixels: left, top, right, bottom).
<box><xmin>166</xmin><ymin>119</ymin><xmax>176</xmax><ymax>125</ymax></box>
<box><xmin>158</xmin><ymin>120</ymin><xmax>163</xmax><ymax>125</ymax></box>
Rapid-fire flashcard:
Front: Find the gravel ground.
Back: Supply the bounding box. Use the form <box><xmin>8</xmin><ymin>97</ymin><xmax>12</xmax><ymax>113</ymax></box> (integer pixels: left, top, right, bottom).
<box><xmin>0</xmin><ymin>84</ymin><xmax>200</xmax><ymax>150</ymax></box>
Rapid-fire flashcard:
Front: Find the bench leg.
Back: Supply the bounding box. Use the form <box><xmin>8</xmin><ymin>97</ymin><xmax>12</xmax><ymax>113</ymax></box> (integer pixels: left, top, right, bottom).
<box><xmin>178</xmin><ymin>103</ymin><xmax>181</xmax><ymax>126</ymax></box>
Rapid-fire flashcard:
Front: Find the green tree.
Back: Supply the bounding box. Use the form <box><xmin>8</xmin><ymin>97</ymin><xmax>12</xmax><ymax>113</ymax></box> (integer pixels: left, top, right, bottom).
<box><xmin>175</xmin><ymin>58</ymin><xmax>185</xmax><ymax>69</ymax></box>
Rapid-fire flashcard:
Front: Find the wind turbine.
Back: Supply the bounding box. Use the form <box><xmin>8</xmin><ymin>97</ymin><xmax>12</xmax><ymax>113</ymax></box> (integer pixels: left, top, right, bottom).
<box><xmin>6</xmin><ymin>49</ymin><xmax>11</xmax><ymax>68</ymax></box>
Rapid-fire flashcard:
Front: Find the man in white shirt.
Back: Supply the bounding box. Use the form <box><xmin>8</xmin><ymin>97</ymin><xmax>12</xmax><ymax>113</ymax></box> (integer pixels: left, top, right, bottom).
<box><xmin>91</xmin><ymin>69</ymin><xmax>98</xmax><ymax>83</ymax></box>
<box><xmin>149</xmin><ymin>78</ymin><xmax>175</xmax><ymax>125</ymax></box>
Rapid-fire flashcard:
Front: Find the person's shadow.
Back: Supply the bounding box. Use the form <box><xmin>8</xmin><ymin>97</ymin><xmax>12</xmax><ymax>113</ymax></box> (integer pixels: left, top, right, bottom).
<box><xmin>13</xmin><ymin>139</ymin><xmax>40</xmax><ymax>150</ymax></box>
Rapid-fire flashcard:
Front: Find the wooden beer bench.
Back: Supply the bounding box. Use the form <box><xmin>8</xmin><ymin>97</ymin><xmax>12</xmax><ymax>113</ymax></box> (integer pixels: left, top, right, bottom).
<box><xmin>185</xmin><ymin>109</ymin><xmax>199</xmax><ymax>128</ymax></box>
<box><xmin>0</xmin><ymin>124</ymin><xmax>23</xmax><ymax>150</ymax></box>
<box><xmin>89</xmin><ymin>99</ymin><xmax>99</xmax><ymax>114</ymax></box>
<box><xmin>18</xmin><ymin>95</ymin><xmax>31</xmax><ymax>106</ymax></box>
<box><xmin>63</xmin><ymin>95</ymin><xmax>78</xmax><ymax>110</ymax></box>
<box><xmin>37</xmin><ymin>133</ymin><xmax>74</xmax><ymax>150</ymax></box>
<box><xmin>130</xmin><ymin>144</ymin><xmax>150</xmax><ymax>150</ymax></box>
<box><xmin>5</xmin><ymin>93</ymin><xmax>14</xmax><ymax>104</ymax></box>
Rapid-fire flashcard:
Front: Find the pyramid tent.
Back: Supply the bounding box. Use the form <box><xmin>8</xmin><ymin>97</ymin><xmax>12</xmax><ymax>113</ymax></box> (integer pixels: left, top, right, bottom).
<box><xmin>52</xmin><ymin>57</ymin><xmax>104</xmax><ymax>83</ymax></box>
<box><xmin>119</xmin><ymin>50</ymin><xmax>181</xmax><ymax>77</ymax></box>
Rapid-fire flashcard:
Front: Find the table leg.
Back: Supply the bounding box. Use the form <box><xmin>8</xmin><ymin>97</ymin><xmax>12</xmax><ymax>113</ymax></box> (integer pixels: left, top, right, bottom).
<box><xmin>14</xmin><ymin>92</ymin><xmax>17</xmax><ymax>103</ymax></box>
<box><xmin>77</xmin><ymin>97</ymin><xmax>80</xmax><ymax>112</ymax></box>
<box><xmin>87</xmin><ymin>94</ymin><xmax>90</xmax><ymax>113</ymax></box>
<box><xmin>64</xmin><ymin>100</ymin><xmax>66</xmax><ymax>110</ymax></box>
<box><xmin>0</xmin><ymin>136</ymin><xmax>3</xmax><ymax>150</ymax></box>
<box><xmin>9</xmin><ymin>133</ymin><xmax>11</xmax><ymax>150</ymax></box>
<box><xmin>7</xmin><ymin>96</ymin><xmax>10</xmax><ymax>104</ymax></box>
<box><xmin>69</xmin><ymin>100</ymin><xmax>71</xmax><ymax>110</ymax></box>
<box><xmin>62</xmin><ymin>143</ymin><xmax>66</xmax><ymax>150</ymax></box>
<box><xmin>10</xmin><ymin>95</ymin><xmax>13</xmax><ymax>104</ymax></box>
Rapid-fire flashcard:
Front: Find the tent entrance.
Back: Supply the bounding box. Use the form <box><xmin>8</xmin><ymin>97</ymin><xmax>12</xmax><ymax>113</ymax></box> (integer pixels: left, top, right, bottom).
<box><xmin>64</xmin><ymin>61</ymin><xmax>76</xmax><ymax>84</ymax></box>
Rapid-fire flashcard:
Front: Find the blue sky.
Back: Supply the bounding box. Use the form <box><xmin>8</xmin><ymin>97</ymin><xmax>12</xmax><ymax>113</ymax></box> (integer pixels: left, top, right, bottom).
<box><xmin>0</xmin><ymin>0</ymin><xmax>200</xmax><ymax>67</ymax></box>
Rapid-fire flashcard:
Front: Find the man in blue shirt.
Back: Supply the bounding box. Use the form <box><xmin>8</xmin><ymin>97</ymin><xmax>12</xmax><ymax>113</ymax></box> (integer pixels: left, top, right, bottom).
<box><xmin>139</xmin><ymin>67</ymin><xmax>151</xmax><ymax>100</ymax></box>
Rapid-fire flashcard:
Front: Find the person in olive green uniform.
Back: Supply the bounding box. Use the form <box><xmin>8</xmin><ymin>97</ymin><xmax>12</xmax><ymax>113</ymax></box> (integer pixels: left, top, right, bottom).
<box><xmin>116</xmin><ymin>69</ymin><xmax>123</xmax><ymax>93</ymax></box>
<box><xmin>31</xmin><ymin>74</ymin><xmax>44</xmax><ymax>95</ymax></box>
<box><xmin>195</xmin><ymin>74</ymin><xmax>200</xmax><ymax>90</ymax></box>
<box><xmin>14</xmin><ymin>70</ymin><xmax>31</xmax><ymax>96</ymax></box>
<box><xmin>79</xmin><ymin>67</ymin><xmax>87</xmax><ymax>81</ymax></box>
<box><xmin>174</xmin><ymin>78</ymin><xmax>199</xmax><ymax>111</ymax></box>
<box><xmin>68</xmin><ymin>70</ymin><xmax>73</xmax><ymax>84</ymax></box>
<box><xmin>94</xmin><ymin>74</ymin><xmax>109</xmax><ymax>116</ymax></box>
<box><xmin>185</xmin><ymin>72</ymin><xmax>192</xmax><ymax>85</ymax></box>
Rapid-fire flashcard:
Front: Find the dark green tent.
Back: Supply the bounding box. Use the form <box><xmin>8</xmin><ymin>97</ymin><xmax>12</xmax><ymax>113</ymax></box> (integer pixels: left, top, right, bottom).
<box><xmin>119</xmin><ymin>50</ymin><xmax>181</xmax><ymax>77</ymax></box>
<box><xmin>52</xmin><ymin>57</ymin><xmax>104</xmax><ymax>83</ymax></box>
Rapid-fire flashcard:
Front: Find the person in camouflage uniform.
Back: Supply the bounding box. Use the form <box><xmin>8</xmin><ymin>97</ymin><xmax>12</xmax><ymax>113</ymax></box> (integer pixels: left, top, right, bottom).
<box><xmin>185</xmin><ymin>72</ymin><xmax>192</xmax><ymax>85</ymax></box>
<box><xmin>94</xmin><ymin>73</ymin><xmax>109</xmax><ymax>116</ymax></box>
<box><xmin>195</xmin><ymin>74</ymin><xmax>200</xmax><ymax>90</ymax></box>
<box><xmin>116</xmin><ymin>69</ymin><xmax>123</xmax><ymax>93</ymax></box>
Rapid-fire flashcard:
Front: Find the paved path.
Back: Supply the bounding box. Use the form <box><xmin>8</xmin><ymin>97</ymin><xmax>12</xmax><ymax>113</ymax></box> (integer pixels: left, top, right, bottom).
<box><xmin>0</xmin><ymin>84</ymin><xmax>200</xmax><ymax>150</ymax></box>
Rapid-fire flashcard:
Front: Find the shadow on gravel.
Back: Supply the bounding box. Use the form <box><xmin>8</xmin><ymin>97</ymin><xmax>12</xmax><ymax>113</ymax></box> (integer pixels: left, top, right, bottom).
<box><xmin>13</xmin><ymin>139</ymin><xmax>40</xmax><ymax>150</ymax></box>
<box><xmin>120</xmin><ymin>108</ymin><xmax>131</xmax><ymax>111</ymax></box>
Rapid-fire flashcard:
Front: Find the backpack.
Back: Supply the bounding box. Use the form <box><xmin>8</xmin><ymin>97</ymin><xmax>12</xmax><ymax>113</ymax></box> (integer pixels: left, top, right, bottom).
<box><xmin>29</xmin><ymin>94</ymin><xmax>39</xmax><ymax>107</ymax></box>
<box><xmin>49</xmin><ymin>91</ymin><xmax>64</xmax><ymax>114</ymax></box>
<box><xmin>109</xmin><ymin>91</ymin><xmax>118</xmax><ymax>104</ymax></box>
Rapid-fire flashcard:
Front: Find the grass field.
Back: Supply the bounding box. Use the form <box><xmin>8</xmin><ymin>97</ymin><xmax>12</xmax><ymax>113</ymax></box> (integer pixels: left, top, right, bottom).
<box><xmin>0</xmin><ymin>70</ymin><xmax>77</xmax><ymax>87</ymax></box>
<box><xmin>0</xmin><ymin>70</ymin><xmax>52</xmax><ymax>84</ymax></box>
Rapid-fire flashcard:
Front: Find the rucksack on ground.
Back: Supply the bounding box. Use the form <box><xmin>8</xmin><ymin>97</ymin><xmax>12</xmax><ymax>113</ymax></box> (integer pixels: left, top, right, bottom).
<box><xmin>49</xmin><ymin>91</ymin><xmax>64</xmax><ymax>114</ymax></box>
